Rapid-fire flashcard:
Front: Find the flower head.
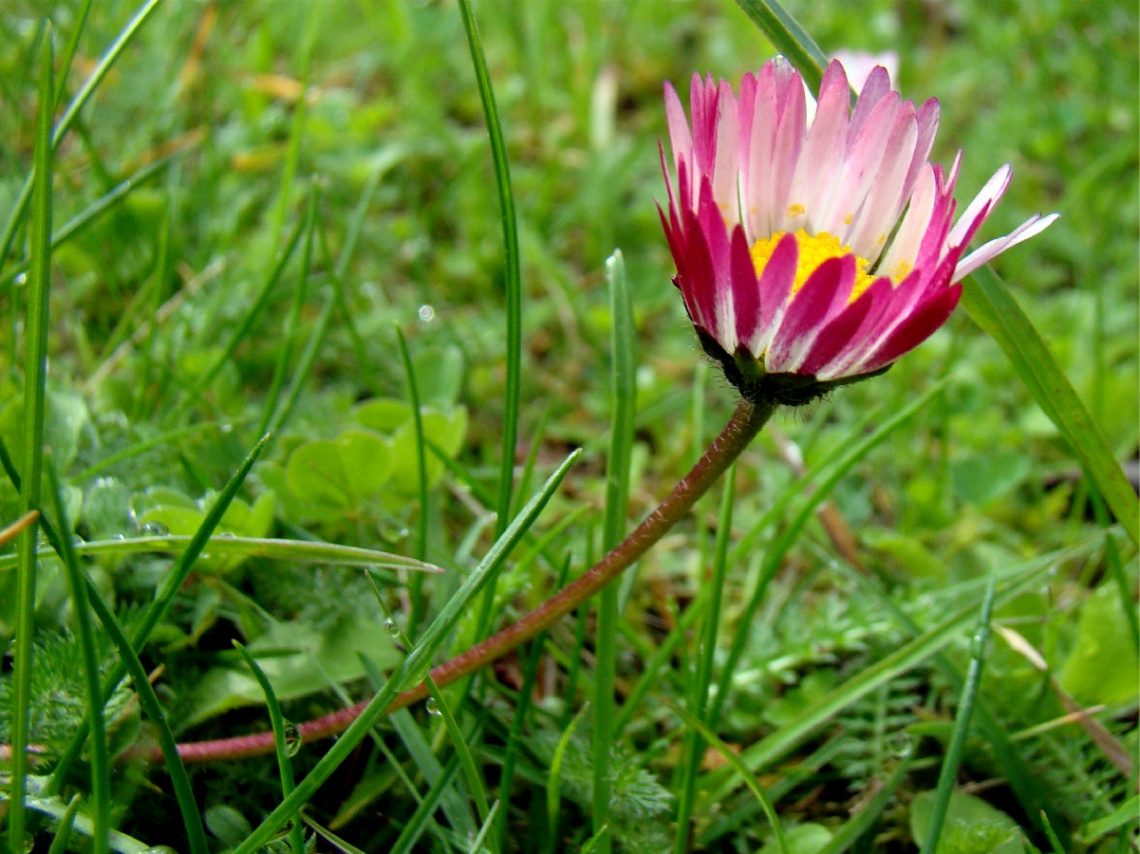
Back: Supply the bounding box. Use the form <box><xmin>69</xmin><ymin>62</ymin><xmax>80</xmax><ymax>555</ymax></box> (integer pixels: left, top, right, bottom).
<box><xmin>659</xmin><ymin>57</ymin><xmax>1057</xmax><ymax>405</ymax></box>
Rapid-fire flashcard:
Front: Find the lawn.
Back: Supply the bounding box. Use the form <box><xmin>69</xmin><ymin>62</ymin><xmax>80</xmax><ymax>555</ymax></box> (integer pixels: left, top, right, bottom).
<box><xmin>0</xmin><ymin>0</ymin><xmax>1136</xmax><ymax>852</ymax></box>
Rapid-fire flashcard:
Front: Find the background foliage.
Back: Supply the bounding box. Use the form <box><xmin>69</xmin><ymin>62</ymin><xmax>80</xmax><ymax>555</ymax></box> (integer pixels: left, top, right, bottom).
<box><xmin>0</xmin><ymin>0</ymin><xmax>1136</xmax><ymax>851</ymax></box>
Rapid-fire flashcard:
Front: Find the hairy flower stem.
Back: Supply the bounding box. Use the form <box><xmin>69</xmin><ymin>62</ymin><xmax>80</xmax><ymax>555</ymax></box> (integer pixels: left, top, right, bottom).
<box><xmin>164</xmin><ymin>398</ymin><xmax>775</xmax><ymax>764</ymax></box>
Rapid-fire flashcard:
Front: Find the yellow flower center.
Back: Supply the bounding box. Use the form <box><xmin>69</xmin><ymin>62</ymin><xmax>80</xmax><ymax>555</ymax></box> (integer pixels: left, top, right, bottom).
<box><xmin>750</xmin><ymin>229</ymin><xmax>878</xmax><ymax>302</ymax></box>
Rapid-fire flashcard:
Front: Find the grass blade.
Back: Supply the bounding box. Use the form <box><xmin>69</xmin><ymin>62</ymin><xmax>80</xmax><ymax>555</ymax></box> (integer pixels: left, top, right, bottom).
<box><xmin>674</xmin><ymin>467</ymin><xmax>736</xmax><ymax>853</ymax></box>
<box><xmin>733</xmin><ymin>0</ymin><xmax>828</xmax><ymax>96</ymax></box>
<box><xmin>711</xmin><ymin>381</ymin><xmax>947</xmax><ymax>727</ymax></box>
<box><xmin>233</xmin><ymin>642</ymin><xmax>306</xmax><ymax>854</ymax></box>
<box><xmin>921</xmin><ymin>574</ymin><xmax>998</xmax><ymax>853</ymax></box>
<box><xmin>457</xmin><ymin>0</ymin><xmax>521</xmax><ymax>541</ymax></box>
<box><xmin>703</xmin><ymin>552</ymin><xmax>1055</xmax><ymax>801</ymax></box>
<box><xmin>593</xmin><ymin>249</ymin><xmax>636</xmax><ymax>852</ymax></box>
<box><xmin>389</xmin><ymin>755</ymin><xmax>463</xmax><ymax>854</ymax></box>
<box><xmin>0</xmin><ymin>0</ymin><xmax>163</xmax><ymax>269</ymax></box>
<box><xmin>547</xmin><ymin>702</ymin><xmax>591</xmax><ymax>854</ymax></box>
<box><xmin>46</xmin><ymin>794</ymin><xmax>83</xmax><ymax>854</ymax></box>
<box><xmin>962</xmin><ymin>266</ymin><xmax>1139</xmax><ymax>547</ymax></box>
<box><xmin>231</xmin><ymin>449</ymin><xmax>581</xmax><ymax>854</ymax></box>
<box><xmin>84</xmin><ymin>579</ymin><xmax>210</xmax><ymax>854</ymax></box>
<box><xmin>47</xmin><ymin>434</ymin><xmax>270</xmax><ymax>794</ymax></box>
<box><xmin>672</xmin><ymin>702</ymin><xmax>787</xmax><ymax>854</ymax></box>
<box><xmin>396</xmin><ymin>325</ymin><xmax>430</xmax><ymax>635</ymax></box>
<box><xmin>259</xmin><ymin>188</ymin><xmax>318</xmax><ymax>436</ymax></box>
<box><xmin>9</xmin><ymin>32</ymin><xmax>54</xmax><ymax>851</ymax></box>
<box><xmin>0</xmin><ymin>534</ymin><xmax>440</xmax><ymax>574</ymax></box>
<box><xmin>46</xmin><ymin>465</ymin><xmax>110</xmax><ymax>854</ymax></box>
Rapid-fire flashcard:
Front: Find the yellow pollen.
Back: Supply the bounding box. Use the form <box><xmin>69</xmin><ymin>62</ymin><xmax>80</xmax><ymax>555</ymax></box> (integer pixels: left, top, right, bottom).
<box><xmin>750</xmin><ymin>229</ymin><xmax>878</xmax><ymax>302</ymax></box>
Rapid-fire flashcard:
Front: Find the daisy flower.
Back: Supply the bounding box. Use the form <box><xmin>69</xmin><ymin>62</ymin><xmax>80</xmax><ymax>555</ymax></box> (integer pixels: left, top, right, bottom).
<box><xmin>659</xmin><ymin>57</ymin><xmax>1057</xmax><ymax>405</ymax></box>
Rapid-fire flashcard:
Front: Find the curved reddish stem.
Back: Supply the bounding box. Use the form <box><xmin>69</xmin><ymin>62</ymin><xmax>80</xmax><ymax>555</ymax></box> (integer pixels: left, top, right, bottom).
<box><xmin>163</xmin><ymin>398</ymin><xmax>775</xmax><ymax>764</ymax></box>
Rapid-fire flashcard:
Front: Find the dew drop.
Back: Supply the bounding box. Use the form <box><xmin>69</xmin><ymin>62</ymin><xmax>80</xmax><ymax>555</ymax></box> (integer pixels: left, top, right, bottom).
<box><xmin>219</xmin><ymin>422</ymin><xmax>233</xmax><ymax>434</ymax></box>
<box><xmin>283</xmin><ymin>720</ymin><xmax>302</xmax><ymax>757</ymax></box>
<box><xmin>216</xmin><ymin>531</ymin><xmax>236</xmax><ymax>539</ymax></box>
<box><xmin>14</xmin><ymin>272</ymin><xmax>26</xmax><ymax>287</ymax></box>
<box><xmin>384</xmin><ymin>617</ymin><xmax>400</xmax><ymax>637</ymax></box>
<box><xmin>141</xmin><ymin>521</ymin><xmax>169</xmax><ymax>536</ymax></box>
<box><xmin>425</xmin><ymin>697</ymin><xmax>441</xmax><ymax>716</ymax></box>
<box><xmin>112</xmin><ymin>533</ymin><xmax>126</xmax><ymax>541</ymax></box>
<box><xmin>417</xmin><ymin>304</ymin><xmax>435</xmax><ymax>322</ymax></box>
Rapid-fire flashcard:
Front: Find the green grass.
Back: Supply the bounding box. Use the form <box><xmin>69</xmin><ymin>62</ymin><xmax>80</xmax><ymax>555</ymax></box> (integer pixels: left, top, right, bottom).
<box><xmin>0</xmin><ymin>0</ymin><xmax>1136</xmax><ymax>852</ymax></box>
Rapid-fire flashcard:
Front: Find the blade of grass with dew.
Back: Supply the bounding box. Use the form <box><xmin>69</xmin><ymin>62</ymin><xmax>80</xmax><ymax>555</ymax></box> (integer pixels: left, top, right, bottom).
<box><xmin>593</xmin><ymin>249</ymin><xmax>636</xmax><ymax>853</ymax></box>
<box><xmin>457</xmin><ymin>0</ymin><xmax>521</xmax><ymax>544</ymax></box>
<box><xmin>0</xmin><ymin>0</ymin><xmax>163</xmax><ymax>269</ymax></box>
<box><xmin>0</xmin><ymin>534</ymin><xmax>440</xmax><ymax>574</ymax></box>
<box><xmin>231</xmin><ymin>450</ymin><xmax>581</xmax><ymax>854</ymax></box>
<box><xmin>83</xmin><ymin>578</ymin><xmax>209</xmax><ymax>854</ymax></box>
<box><xmin>922</xmin><ymin>574</ymin><xmax>998</xmax><ymax>853</ymax></box>
<box><xmin>174</xmin><ymin>215</ymin><xmax>305</xmax><ymax>420</ymax></box>
<box><xmin>703</xmin><ymin>554</ymin><xmax>1055</xmax><ymax>801</ymax></box>
<box><xmin>9</xmin><ymin>33</ymin><xmax>54</xmax><ymax>851</ymax></box>
<box><xmin>46</xmin><ymin>434</ymin><xmax>269</xmax><ymax>795</ymax></box>
<box><xmin>233</xmin><ymin>643</ymin><xmax>306</xmax><ymax>854</ymax></box>
<box><xmin>710</xmin><ymin>380</ymin><xmax>947</xmax><ymax>728</ymax></box>
<box><xmin>374</xmin><ymin>592</ymin><xmax>488</xmax><ymax>845</ymax></box>
<box><xmin>547</xmin><ymin>702</ymin><xmax>592</xmax><ymax>854</ymax></box>
<box><xmin>815</xmin><ymin>757</ymin><xmax>912</xmax><ymax>854</ymax></box>
<box><xmin>674</xmin><ymin>467</ymin><xmax>736</xmax><ymax>854</ymax></box>
<box><xmin>46</xmin><ymin>794</ymin><xmax>83</xmax><ymax>854</ymax></box>
<box><xmin>733</xmin><ymin>0</ymin><xmax>827</xmax><ymax>96</ymax></box>
<box><xmin>397</xmin><ymin>325</ymin><xmax>430</xmax><ymax>636</ymax></box>
<box><xmin>962</xmin><ymin>266</ymin><xmax>1139</xmax><ymax>547</ymax></box>
<box><xmin>259</xmin><ymin>187</ymin><xmax>317</xmax><ymax>436</ymax></box>
<box><xmin>46</xmin><ymin>465</ymin><xmax>110</xmax><ymax>854</ymax></box>
<box><xmin>672</xmin><ymin>703</ymin><xmax>788</xmax><ymax>854</ymax></box>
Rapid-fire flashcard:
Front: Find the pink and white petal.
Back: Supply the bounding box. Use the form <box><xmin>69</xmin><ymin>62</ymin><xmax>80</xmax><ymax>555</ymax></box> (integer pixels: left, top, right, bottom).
<box><xmin>952</xmin><ymin>212</ymin><xmax>1059</xmax><ymax>282</ymax></box>
<box><xmin>765</xmin><ymin>255</ymin><xmax>855</xmax><ymax>373</ymax></box>
<box><xmin>664</xmin><ymin>82</ymin><xmax>693</xmax><ymax>177</ymax></box>
<box><xmin>712</xmin><ymin>79</ymin><xmax>741</xmax><ymax>224</ymax></box>
<box><xmin>946</xmin><ymin>164</ymin><xmax>1011</xmax><ymax>247</ymax></box>
<box><xmin>818</xmin><ymin>91</ymin><xmax>901</xmax><ymax>235</ymax></box>
<box><xmin>855</xmin><ymin>284</ymin><xmax>962</xmax><ymax>374</ymax></box>
<box><xmin>811</xmin><ymin>277</ymin><xmax>897</xmax><ymax>379</ymax></box>
<box><xmin>876</xmin><ymin>163</ymin><xmax>938</xmax><ymax>278</ymax></box>
<box><xmin>752</xmin><ymin>231</ymin><xmax>799</xmax><ymax>355</ymax></box>
<box><xmin>784</xmin><ymin>61</ymin><xmax>849</xmax><ymax>232</ymax></box>
<box><xmin>690</xmin><ymin>72</ymin><xmax>720</xmax><ymax>181</ymax></box>
<box><xmin>697</xmin><ymin>180</ymin><xmax>739</xmax><ymax>350</ymax></box>
<box><xmin>743</xmin><ymin>64</ymin><xmax>781</xmax><ymax>241</ymax></box>
<box><xmin>847</xmin><ymin>65</ymin><xmax>893</xmax><ymax>143</ymax></box>
<box><xmin>729</xmin><ymin>225</ymin><xmax>761</xmax><ymax>348</ymax></box>
<box><xmin>737</xmin><ymin>71</ymin><xmax>758</xmax><ymax>162</ymax></box>
<box><xmin>845</xmin><ymin>107</ymin><xmax>918</xmax><ymax>259</ymax></box>
<box><xmin>800</xmin><ymin>275</ymin><xmax>890</xmax><ymax>376</ymax></box>
<box><xmin>899</xmin><ymin>98</ymin><xmax>940</xmax><ymax>205</ymax></box>
<box><xmin>767</xmin><ymin>75</ymin><xmax>807</xmax><ymax>234</ymax></box>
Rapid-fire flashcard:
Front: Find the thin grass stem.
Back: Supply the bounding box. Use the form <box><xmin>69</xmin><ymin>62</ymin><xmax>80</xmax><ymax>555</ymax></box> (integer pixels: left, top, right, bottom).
<box><xmin>396</xmin><ymin>325</ymin><xmax>430</xmax><ymax>636</ymax></box>
<box><xmin>921</xmin><ymin>573</ymin><xmax>998</xmax><ymax>853</ymax></box>
<box><xmin>9</xmin><ymin>33</ymin><xmax>54</xmax><ymax>851</ymax></box>
<box><xmin>46</xmin><ymin>465</ymin><xmax>110</xmax><ymax>854</ymax></box>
